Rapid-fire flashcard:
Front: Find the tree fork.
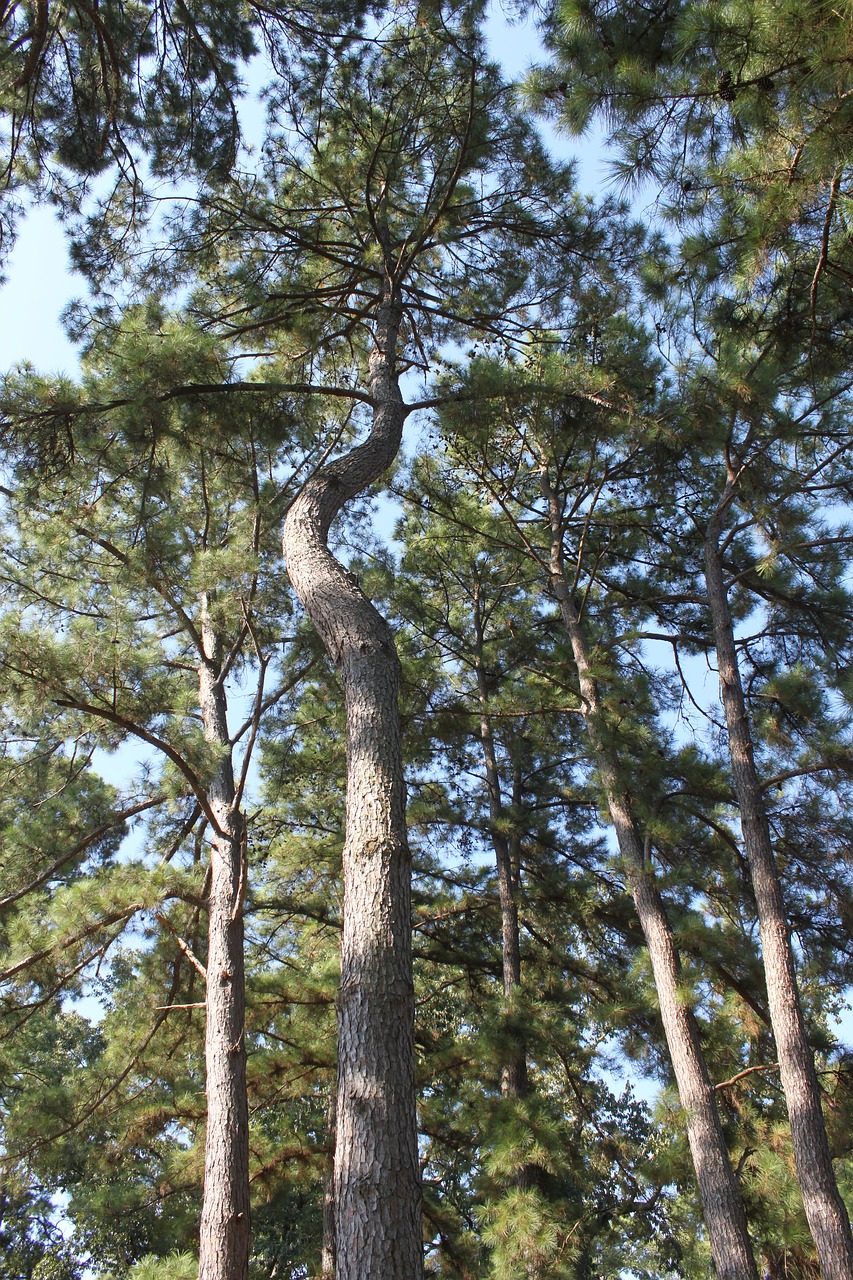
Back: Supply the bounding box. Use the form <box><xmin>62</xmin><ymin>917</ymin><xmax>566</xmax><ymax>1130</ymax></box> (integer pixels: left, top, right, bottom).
<box><xmin>705</xmin><ymin>514</ymin><xmax>853</xmax><ymax>1280</ymax></box>
<box><xmin>282</xmin><ymin>286</ymin><xmax>423</xmax><ymax>1280</ymax></box>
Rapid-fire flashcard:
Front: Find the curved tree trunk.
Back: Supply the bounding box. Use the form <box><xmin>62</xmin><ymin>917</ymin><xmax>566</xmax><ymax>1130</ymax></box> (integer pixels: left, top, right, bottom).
<box><xmin>282</xmin><ymin>286</ymin><xmax>423</xmax><ymax>1280</ymax></box>
<box><xmin>705</xmin><ymin>516</ymin><xmax>853</xmax><ymax>1280</ymax></box>
<box><xmin>537</xmin><ymin>460</ymin><xmax>758</xmax><ymax>1280</ymax></box>
<box><xmin>198</xmin><ymin>600</ymin><xmax>251</xmax><ymax>1280</ymax></box>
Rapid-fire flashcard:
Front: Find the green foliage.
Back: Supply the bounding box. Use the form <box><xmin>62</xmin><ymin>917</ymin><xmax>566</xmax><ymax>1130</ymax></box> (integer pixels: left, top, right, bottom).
<box><xmin>127</xmin><ymin>1253</ymin><xmax>198</xmax><ymax>1280</ymax></box>
<box><xmin>0</xmin><ymin>0</ymin><xmax>377</xmax><ymax>269</ymax></box>
<box><xmin>3</xmin><ymin>1</ymin><xmax>853</xmax><ymax>1274</ymax></box>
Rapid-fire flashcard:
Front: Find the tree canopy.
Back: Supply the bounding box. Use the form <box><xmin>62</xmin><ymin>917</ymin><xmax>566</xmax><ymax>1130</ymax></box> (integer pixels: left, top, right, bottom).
<box><xmin>1</xmin><ymin>2</ymin><xmax>853</xmax><ymax>1278</ymax></box>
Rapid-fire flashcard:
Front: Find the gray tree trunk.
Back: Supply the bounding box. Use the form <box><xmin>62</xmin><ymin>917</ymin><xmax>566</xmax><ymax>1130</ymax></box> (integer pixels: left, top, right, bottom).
<box><xmin>320</xmin><ymin>1092</ymin><xmax>336</xmax><ymax>1278</ymax></box>
<box><xmin>471</xmin><ymin>581</ymin><xmax>528</xmax><ymax>1103</ymax></box>
<box><xmin>282</xmin><ymin>286</ymin><xmax>423</xmax><ymax>1280</ymax></box>
<box><xmin>198</xmin><ymin>599</ymin><xmax>251</xmax><ymax>1280</ymax></box>
<box><xmin>705</xmin><ymin>514</ymin><xmax>853</xmax><ymax>1280</ymax></box>
<box><xmin>537</xmin><ymin>460</ymin><xmax>758</xmax><ymax>1280</ymax></box>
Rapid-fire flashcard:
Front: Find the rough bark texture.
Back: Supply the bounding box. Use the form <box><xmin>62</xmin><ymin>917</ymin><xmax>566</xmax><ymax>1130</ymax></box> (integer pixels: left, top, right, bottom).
<box><xmin>538</xmin><ymin>461</ymin><xmax>758</xmax><ymax>1280</ymax></box>
<box><xmin>198</xmin><ymin>602</ymin><xmax>251</xmax><ymax>1280</ymax></box>
<box><xmin>705</xmin><ymin>518</ymin><xmax>853</xmax><ymax>1280</ymax></box>
<box><xmin>282</xmin><ymin>288</ymin><xmax>423</xmax><ymax>1280</ymax></box>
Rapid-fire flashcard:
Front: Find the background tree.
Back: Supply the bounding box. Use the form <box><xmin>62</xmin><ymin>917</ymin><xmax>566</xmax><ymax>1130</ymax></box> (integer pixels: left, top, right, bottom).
<box><xmin>0</xmin><ymin>308</ymin><xmax>329</xmax><ymax>1277</ymax></box>
<box><xmin>410</xmin><ymin>301</ymin><xmax>771</xmax><ymax>1276</ymax></box>
<box><xmin>387</xmin><ymin>492</ymin><xmax>688</xmax><ymax>1279</ymax></box>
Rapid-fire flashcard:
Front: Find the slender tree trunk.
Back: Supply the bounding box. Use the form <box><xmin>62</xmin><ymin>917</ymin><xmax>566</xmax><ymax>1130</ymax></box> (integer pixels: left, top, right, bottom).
<box><xmin>198</xmin><ymin>600</ymin><xmax>250</xmax><ymax>1280</ymax></box>
<box><xmin>282</xmin><ymin>284</ymin><xmax>423</xmax><ymax>1280</ymax></box>
<box><xmin>537</xmin><ymin>460</ymin><xmax>758</xmax><ymax>1280</ymax></box>
<box><xmin>705</xmin><ymin>515</ymin><xmax>853</xmax><ymax>1280</ymax></box>
<box><xmin>471</xmin><ymin>583</ymin><xmax>528</xmax><ymax>1103</ymax></box>
<box><xmin>320</xmin><ymin>1091</ymin><xmax>337</xmax><ymax>1278</ymax></box>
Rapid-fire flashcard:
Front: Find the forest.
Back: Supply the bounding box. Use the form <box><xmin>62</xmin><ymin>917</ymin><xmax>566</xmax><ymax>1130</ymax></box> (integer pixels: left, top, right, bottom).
<box><xmin>1</xmin><ymin>0</ymin><xmax>852</xmax><ymax>1278</ymax></box>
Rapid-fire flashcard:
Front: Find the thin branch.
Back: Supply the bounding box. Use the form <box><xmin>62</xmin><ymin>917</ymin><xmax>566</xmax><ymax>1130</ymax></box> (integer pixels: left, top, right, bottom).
<box><xmin>810</xmin><ymin>169</ymin><xmax>842</xmax><ymax>346</ymax></box>
<box><xmin>715</xmin><ymin>1062</ymin><xmax>780</xmax><ymax>1090</ymax></box>
<box><xmin>0</xmin><ymin>904</ymin><xmax>141</xmax><ymax>983</ymax></box>
<box><xmin>155</xmin><ymin>912</ymin><xmax>207</xmax><ymax>979</ymax></box>
<box><xmin>0</xmin><ymin>793</ymin><xmax>165</xmax><ymax>910</ymax></box>
<box><xmin>1</xmin><ymin>380</ymin><xmax>374</xmax><ymax>431</ymax></box>
<box><xmin>52</xmin><ymin>696</ymin><xmax>222</xmax><ymax>835</ymax></box>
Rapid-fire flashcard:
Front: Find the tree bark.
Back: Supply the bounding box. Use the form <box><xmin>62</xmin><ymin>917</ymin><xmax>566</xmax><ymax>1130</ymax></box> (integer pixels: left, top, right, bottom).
<box><xmin>471</xmin><ymin>581</ymin><xmax>528</xmax><ymax>1103</ymax></box>
<box><xmin>537</xmin><ymin>459</ymin><xmax>758</xmax><ymax>1280</ymax></box>
<box><xmin>282</xmin><ymin>286</ymin><xmax>423</xmax><ymax>1280</ymax></box>
<box><xmin>319</xmin><ymin>1091</ymin><xmax>336</xmax><ymax>1278</ymax></box>
<box><xmin>704</xmin><ymin>514</ymin><xmax>853</xmax><ymax>1280</ymax></box>
<box><xmin>198</xmin><ymin>599</ymin><xmax>251</xmax><ymax>1280</ymax></box>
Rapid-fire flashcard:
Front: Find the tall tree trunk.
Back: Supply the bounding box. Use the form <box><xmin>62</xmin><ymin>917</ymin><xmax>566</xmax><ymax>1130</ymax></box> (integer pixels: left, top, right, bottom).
<box><xmin>471</xmin><ymin>581</ymin><xmax>528</xmax><ymax>1103</ymax></box>
<box><xmin>705</xmin><ymin>513</ymin><xmax>853</xmax><ymax>1280</ymax></box>
<box><xmin>198</xmin><ymin>599</ymin><xmax>251</xmax><ymax>1280</ymax></box>
<box><xmin>282</xmin><ymin>284</ymin><xmax>423</xmax><ymax>1280</ymax></box>
<box><xmin>320</xmin><ymin>1091</ymin><xmax>336</xmax><ymax>1278</ymax></box>
<box><xmin>537</xmin><ymin>459</ymin><xmax>758</xmax><ymax>1280</ymax></box>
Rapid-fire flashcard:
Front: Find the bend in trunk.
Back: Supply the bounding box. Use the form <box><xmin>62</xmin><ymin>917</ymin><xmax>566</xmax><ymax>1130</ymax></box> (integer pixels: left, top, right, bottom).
<box><xmin>282</xmin><ymin>285</ymin><xmax>423</xmax><ymax>1280</ymax></box>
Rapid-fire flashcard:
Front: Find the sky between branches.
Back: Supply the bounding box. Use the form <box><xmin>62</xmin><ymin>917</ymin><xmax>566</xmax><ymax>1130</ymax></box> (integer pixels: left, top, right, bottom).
<box><xmin>0</xmin><ymin>3</ymin><xmax>611</xmax><ymax>377</ymax></box>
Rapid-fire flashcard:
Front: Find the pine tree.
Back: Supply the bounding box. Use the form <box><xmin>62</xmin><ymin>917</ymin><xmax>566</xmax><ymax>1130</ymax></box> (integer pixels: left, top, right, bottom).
<box><xmin>538</xmin><ymin>9</ymin><xmax>853</xmax><ymax>1272</ymax></box>
<box><xmin>673</xmin><ymin>324</ymin><xmax>853</xmax><ymax>1280</ymax></box>
<box><xmin>414</xmin><ymin>312</ymin><xmax>765</xmax><ymax>1278</ymax></box>
<box><xmin>128</xmin><ymin>9</ymin><xmax>596</xmax><ymax>1274</ymax></box>
<box><xmin>0</xmin><ymin>309</ymin><xmax>325</xmax><ymax>1278</ymax></box>
<box><xmin>388</xmin><ymin>487</ymin><xmax>688</xmax><ymax>1278</ymax></box>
